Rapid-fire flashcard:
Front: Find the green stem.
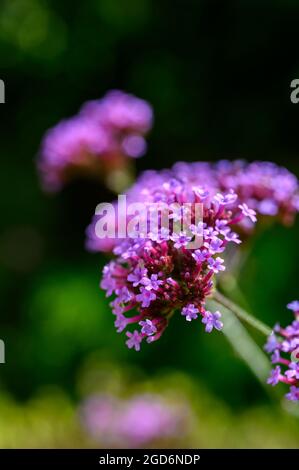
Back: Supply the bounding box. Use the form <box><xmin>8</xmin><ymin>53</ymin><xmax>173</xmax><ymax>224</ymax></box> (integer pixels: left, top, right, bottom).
<box><xmin>213</xmin><ymin>290</ymin><xmax>272</xmax><ymax>337</ymax></box>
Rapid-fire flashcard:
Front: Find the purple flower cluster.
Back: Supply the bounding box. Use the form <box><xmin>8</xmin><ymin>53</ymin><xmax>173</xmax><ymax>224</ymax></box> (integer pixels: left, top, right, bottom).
<box><xmin>172</xmin><ymin>160</ymin><xmax>299</xmax><ymax>229</ymax></box>
<box><xmin>81</xmin><ymin>393</ymin><xmax>189</xmax><ymax>447</ymax></box>
<box><xmin>38</xmin><ymin>90</ymin><xmax>153</xmax><ymax>192</ymax></box>
<box><xmin>265</xmin><ymin>302</ymin><xmax>299</xmax><ymax>401</ymax></box>
<box><xmin>99</xmin><ymin>170</ymin><xmax>257</xmax><ymax>351</ymax></box>
<box><xmin>87</xmin><ymin>159</ymin><xmax>299</xmax><ymax>253</ymax></box>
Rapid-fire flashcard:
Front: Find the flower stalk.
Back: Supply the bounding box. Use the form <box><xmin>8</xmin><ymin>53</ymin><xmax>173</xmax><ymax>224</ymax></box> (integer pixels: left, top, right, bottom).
<box><xmin>213</xmin><ymin>290</ymin><xmax>272</xmax><ymax>337</ymax></box>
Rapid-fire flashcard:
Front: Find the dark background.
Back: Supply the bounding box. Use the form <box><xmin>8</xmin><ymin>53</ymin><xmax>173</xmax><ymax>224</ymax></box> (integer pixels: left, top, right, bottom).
<box><xmin>0</xmin><ymin>0</ymin><xmax>299</xmax><ymax>447</ymax></box>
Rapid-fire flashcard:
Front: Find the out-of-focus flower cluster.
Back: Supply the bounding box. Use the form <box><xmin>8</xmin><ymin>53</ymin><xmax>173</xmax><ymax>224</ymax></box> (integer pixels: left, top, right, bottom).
<box><xmin>38</xmin><ymin>90</ymin><xmax>153</xmax><ymax>192</ymax></box>
<box><xmin>0</xmin><ymin>371</ymin><xmax>298</xmax><ymax>448</ymax></box>
<box><xmin>80</xmin><ymin>393</ymin><xmax>189</xmax><ymax>448</ymax></box>
<box><xmin>265</xmin><ymin>301</ymin><xmax>299</xmax><ymax>401</ymax></box>
<box><xmin>96</xmin><ymin>167</ymin><xmax>258</xmax><ymax>351</ymax></box>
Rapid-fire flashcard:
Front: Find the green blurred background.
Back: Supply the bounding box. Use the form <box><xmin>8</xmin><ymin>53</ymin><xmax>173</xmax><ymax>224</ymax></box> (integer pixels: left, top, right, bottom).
<box><xmin>1</xmin><ymin>0</ymin><xmax>299</xmax><ymax>447</ymax></box>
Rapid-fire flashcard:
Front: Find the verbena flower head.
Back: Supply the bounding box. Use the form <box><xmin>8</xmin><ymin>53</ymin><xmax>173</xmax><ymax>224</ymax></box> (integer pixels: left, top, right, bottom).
<box><xmin>265</xmin><ymin>301</ymin><xmax>299</xmax><ymax>401</ymax></box>
<box><xmin>98</xmin><ymin>168</ymin><xmax>256</xmax><ymax>350</ymax></box>
<box><xmin>81</xmin><ymin>393</ymin><xmax>188</xmax><ymax>447</ymax></box>
<box><xmin>87</xmin><ymin>160</ymin><xmax>299</xmax><ymax>252</ymax></box>
<box><xmin>172</xmin><ymin>160</ymin><xmax>299</xmax><ymax>229</ymax></box>
<box><xmin>38</xmin><ymin>90</ymin><xmax>153</xmax><ymax>192</ymax></box>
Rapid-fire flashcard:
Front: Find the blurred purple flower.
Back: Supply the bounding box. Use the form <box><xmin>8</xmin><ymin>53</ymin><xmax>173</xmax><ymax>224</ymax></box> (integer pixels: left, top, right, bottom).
<box><xmin>81</xmin><ymin>393</ymin><xmax>190</xmax><ymax>447</ymax></box>
<box><xmin>265</xmin><ymin>303</ymin><xmax>299</xmax><ymax>401</ymax></box>
<box><xmin>286</xmin><ymin>386</ymin><xmax>299</xmax><ymax>402</ymax></box>
<box><xmin>126</xmin><ymin>330</ymin><xmax>143</xmax><ymax>352</ymax></box>
<box><xmin>287</xmin><ymin>300</ymin><xmax>299</xmax><ymax>313</ymax></box>
<box><xmin>38</xmin><ymin>90</ymin><xmax>153</xmax><ymax>192</ymax></box>
<box><xmin>267</xmin><ymin>366</ymin><xmax>281</xmax><ymax>386</ymax></box>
